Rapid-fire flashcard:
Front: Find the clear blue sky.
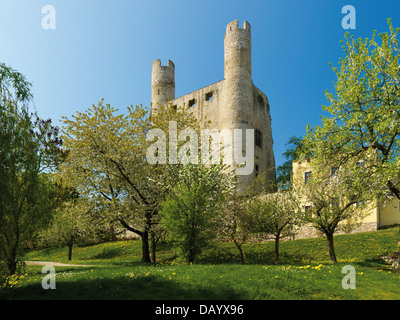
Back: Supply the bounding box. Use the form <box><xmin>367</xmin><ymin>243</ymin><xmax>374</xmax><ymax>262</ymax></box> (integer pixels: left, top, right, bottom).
<box><xmin>0</xmin><ymin>0</ymin><xmax>399</xmax><ymax>167</ymax></box>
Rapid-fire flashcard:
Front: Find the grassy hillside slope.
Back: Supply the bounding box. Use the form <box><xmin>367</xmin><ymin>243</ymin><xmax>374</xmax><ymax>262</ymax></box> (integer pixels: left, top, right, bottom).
<box><xmin>2</xmin><ymin>227</ymin><xmax>399</xmax><ymax>300</ymax></box>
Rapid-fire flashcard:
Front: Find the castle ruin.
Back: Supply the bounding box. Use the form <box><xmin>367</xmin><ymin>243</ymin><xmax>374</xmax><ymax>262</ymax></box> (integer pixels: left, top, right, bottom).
<box><xmin>151</xmin><ymin>20</ymin><xmax>276</xmax><ymax>192</ymax></box>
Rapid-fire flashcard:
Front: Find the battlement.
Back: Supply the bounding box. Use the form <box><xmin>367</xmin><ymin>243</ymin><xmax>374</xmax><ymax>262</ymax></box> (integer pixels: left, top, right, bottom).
<box><xmin>224</xmin><ymin>19</ymin><xmax>252</xmax><ymax>78</ymax></box>
<box><xmin>151</xmin><ymin>59</ymin><xmax>175</xmax><ymax>108</ymax></box>
<box><xmin>152</xmin><ymin>59</ymin><xmax>175</xmax><ymax>84</ymax></box>
<box><xmin>153</xmin><ymin>59</ymin><xmax>175</xmax><ymax>71</ymax></box>
<box><xmin>226</xmin><ymin>19</ymin><xmax>251</xmax><ymax>34</ymax></box>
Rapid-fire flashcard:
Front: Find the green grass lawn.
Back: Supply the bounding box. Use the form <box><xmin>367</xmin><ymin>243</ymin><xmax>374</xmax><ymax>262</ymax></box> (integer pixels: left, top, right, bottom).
<box><xmin>2</xmin><ymin>227</ymin><xmax>400</xmax><ymax>300</ymax></box>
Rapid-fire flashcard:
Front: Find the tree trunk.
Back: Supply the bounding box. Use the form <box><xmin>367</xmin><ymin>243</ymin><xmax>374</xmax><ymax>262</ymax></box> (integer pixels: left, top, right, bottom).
<box><xmin>326</xmin><ymin>232</ymin><xmax>337</xmax><ymax>263</ymax></box>
<box><xmin>67</xmin><ymin>240</ymin><xmax>73</xmax><ymax>261</ymax></box>
<box><xmin>150</xmin><ymin>232</ymin><xmax>156</xmax><ymax>263</ymax></box>
<box><xmin>117</xmin><ymin>218</ymin><xmax>151</xmax><ymax>263</ymax></box>
<box><xmin>274</xmin><ymin>235</ymin><xmax>280</xmax><ymax>264</ymax></box>
<box><xmin>188</xmin><ymin>249</ymin><xmax>195</xmax><ymax>264</ymax></box>
<box><xmin>7</xmin><ymin>240</ymin><xmax>19</xmax><ymax>274</ymax></box>
<box><xmin>7</xmin><ymin>250</ymin><xmax>17</xmax><ymax>275</ymax></box>
<box><xmin>141</xmin><ymin>231</ymin><xmax>151</xmax><ymax>263</ymax></box>
<box><xmin>233</xmin><ymin>240</ymin><xmax>245</xmax><ymax>264</ymax></box>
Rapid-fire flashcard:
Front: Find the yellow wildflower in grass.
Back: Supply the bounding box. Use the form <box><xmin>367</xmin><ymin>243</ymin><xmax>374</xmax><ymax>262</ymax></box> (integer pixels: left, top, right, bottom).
<box><xmin>312</xmin><ymin>264</ymin><xmax>325</xmax><ymax>271</ymax></box>
<box><xmin>2</xmin><ymin>273</ymin><xmax>22</xmax><ymax>289</ymax></box>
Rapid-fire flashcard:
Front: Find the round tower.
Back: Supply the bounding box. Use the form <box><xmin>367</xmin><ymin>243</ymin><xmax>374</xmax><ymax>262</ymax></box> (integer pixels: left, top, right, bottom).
<box><xmin>224</xmin><ymin>20</ymin><xmax>251</xmax><ymax>81</ymax></box>
<box><xmin>221</xmin><ymin>20</ymin><xmax>255</xmax><ymax>192</ymax></box>
<box><xmin>220</xmin><ymin>20</ymin><xmax>253</xmax><ymax>129</ymax></box>
<box><xmin>151</xmin><ymin>59</ymin><xmax>175</xmax><ymax>114</ymax></box>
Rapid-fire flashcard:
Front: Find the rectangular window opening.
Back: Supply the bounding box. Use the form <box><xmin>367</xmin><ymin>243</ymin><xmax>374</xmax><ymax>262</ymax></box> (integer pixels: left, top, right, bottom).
<box><xmin>304</xmin><ymin>171</ymin><xmax>312</xmax><ymax>184</ymax></box>
<box><xmin>189</xmin><ymin>99</ymin><xmax>196</xmax><ymax>108</ymax></box>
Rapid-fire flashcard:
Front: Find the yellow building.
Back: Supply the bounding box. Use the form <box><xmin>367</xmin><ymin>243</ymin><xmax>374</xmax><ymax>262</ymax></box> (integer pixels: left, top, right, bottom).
<box><xmin>292</xmin><ymin>159</ymin><xmax>400</xmax><ymax>235</ymax></box>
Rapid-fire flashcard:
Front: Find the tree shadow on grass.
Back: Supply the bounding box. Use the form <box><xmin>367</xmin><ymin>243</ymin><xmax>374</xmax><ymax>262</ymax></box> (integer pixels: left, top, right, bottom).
<box><xmin>198</xmin><ymin>245</ymin><xmax>308</xmax><ymax>265</ymax></box>
<box><xmin>355</xmin><ymin>257</ymin><xmax>394</xmax><ymax>269</ymax></box>
<box><xmin>2</xmin><ymin>273</ymin><xmax>246</xmax><ymax>300</ymax></box>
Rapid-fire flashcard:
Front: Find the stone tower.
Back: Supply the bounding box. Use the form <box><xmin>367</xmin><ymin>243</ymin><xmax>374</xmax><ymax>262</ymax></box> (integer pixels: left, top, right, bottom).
<box><xmin>220</xmin><ymin>20</ymin><xmax>252</xmax><ymax>130</ymax></box>
<box><xmin>151</xmin><ymin>20</ymin><xmax>276</xmax><ymax>192</ymax></box>
<box><xmin>151</xmin><ymin>59</ymin><xmax>175</xmax><ymax>112</ymax></box>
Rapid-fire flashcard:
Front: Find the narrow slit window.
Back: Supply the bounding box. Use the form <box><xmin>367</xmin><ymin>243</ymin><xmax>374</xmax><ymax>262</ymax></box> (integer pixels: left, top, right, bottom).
<box><xmin>255</xmin><ymin>164</ymin><xmax>259</xmax><ymax>177</ymax></box>
<box><xmin>255</xmin><ymin>129</ymin><xmax>262</xmax><ymax>148</ymax></box>
<box><xmin>206</xmin><ymin>92</ymin><xmax>213</xmax><ymax>101</ymax></box>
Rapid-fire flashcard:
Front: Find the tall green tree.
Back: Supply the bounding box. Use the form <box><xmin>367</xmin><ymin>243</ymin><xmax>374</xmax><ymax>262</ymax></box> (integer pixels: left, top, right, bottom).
<box><xmin>61</xmin><ymin>100</ymin><xmax>202</xmax><ymax>263</ymax></box>
<box><xmin>248</xmin><ymin>187</ymin><xmax>302</xmax><ymax>264</ymax></box>
<box><xmin>304</xmin><ymin>19</ymin><xmax>400</xmax><ymax>201</ymax></box>
<box><xmin>40</xmin><ymin>199</ymin><xmax>100</xmax><ymax>260</ymax></box>
<box><xmin>0</xmin><ymin>63</ymin><xmax>64</xmax><ymax>274</ymax></box>
<box><xmin>61</xmin><ymin>100</ymin><xmax>155</xmax><ymax>262</ymax></box>
<box><xmin>160</xmin><ymin>162</ymin><xmax>231</xmax><ymax>263</ymax></box>
<box><xmin>217</xmin><ymin>184</ymin><xmax>253</xmax><ymax>265</ymax></box>
<box><xmin>299</xmin><ymin>19</ymin><xmax>400</xmax><ymax>262</ymax></box>
<box><xmin>294</xmin><ymin>155</ymin><xmax>378</xmax><ymax>263</ymax></box>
